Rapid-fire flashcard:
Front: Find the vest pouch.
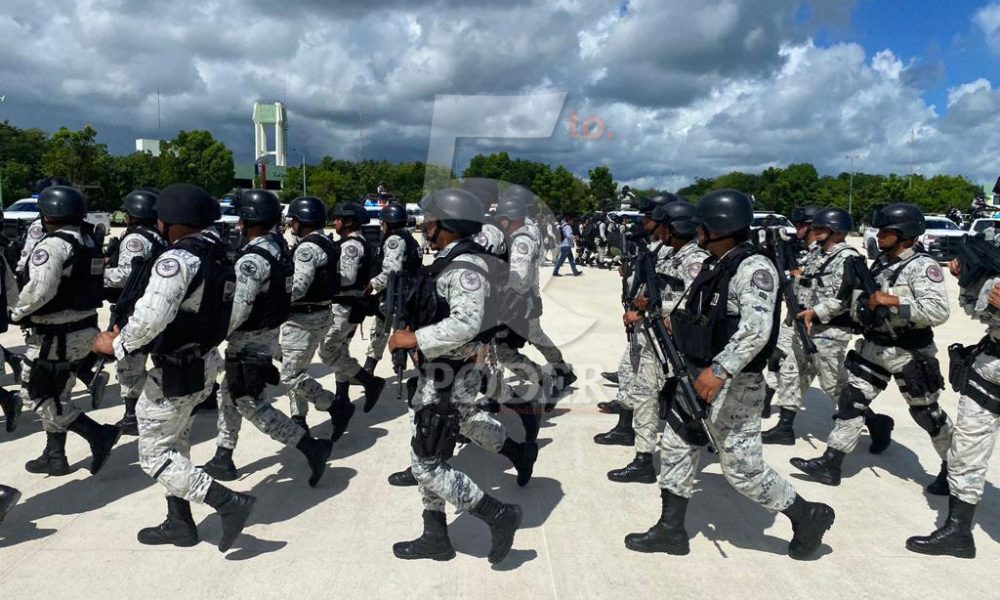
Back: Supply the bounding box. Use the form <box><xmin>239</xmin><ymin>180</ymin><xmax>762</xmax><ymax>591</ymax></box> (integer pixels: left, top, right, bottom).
<box><xmin>948</xmin><ymin>343</ymin><xmax>975</xmax><ymax>392</ymax></box>
<box><xmin>411</xmin><ymin>405</ymin><xmax>461</xmax><ymax>459</ymax></box>
<box><xmin>670</xmin><ymin>310</ymin><xmax>713</xmax><ymax>366</ymax></box>
<box><xmin>156</xmin><ymin>353</ymin><xmax>206</xmax><ymax>398</ymax></box>
<box><xmin>225</xmin><ymin>354</ymin><xmax>277</xmax><ymax>399</ymax></box>
<box><xmin>27</xmin><ymin>358</ymin><xmax>73</xmax><ymax>402</ymax></box>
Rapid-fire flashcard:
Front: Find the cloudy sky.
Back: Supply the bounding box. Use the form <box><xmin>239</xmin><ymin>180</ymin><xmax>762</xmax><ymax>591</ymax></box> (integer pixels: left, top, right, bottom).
<box><xmin>1</xmin><ymin>0</ymin><xmax>999</xmax><ymax>190</ymax></box>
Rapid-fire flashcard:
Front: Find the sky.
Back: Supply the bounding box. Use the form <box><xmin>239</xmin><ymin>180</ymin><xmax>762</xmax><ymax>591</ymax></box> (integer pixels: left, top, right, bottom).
<box><xmin>0</xmin><ymin>0</ymin><xmax>998</xmax><ymax>191</ymax></box>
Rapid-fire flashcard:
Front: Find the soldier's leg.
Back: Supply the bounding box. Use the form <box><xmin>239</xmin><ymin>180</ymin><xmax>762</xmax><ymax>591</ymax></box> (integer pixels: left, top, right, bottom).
<box><xmin>115</xmin><ymin>352</ymin><xmax>148</xmax><ymax>435</ymax></box>
<box><xmin>524</xmin><ymin>315</ymin><xmax>563</xmax><ymax>365</ymax></box>
<box><xmin>320</xmin><ymin>305</ymin><xmax>385</xmax><ymax>412</ymax></box>
<box><xmin>595</xmin><ymin>342</ymin><xmax>638</xmax><ymax>445</ymax></box>
<box><xmin>764</xmin><ymin>333</ymin><xmax>815</xmax><ymax>444</ymax></box>
<box><xmin>609</xmin><ymin>340</ymin><xmax>662</xmax><ymax>483</ymax></box>
<box><xmin>280</xmin><ymin>311</ymin><xmax>331</xmax><ymax>420</ymax></box>
<box><xmin>366</xmin><ymin>304</ymin><xmax>390</xmax><ymax>365</ymax></box>
<box><xmin>894</xmin><ymin>346</ymin><xmax>953</xmax><ymax>460</ymax></box>
<box><xmin>947</xmin><ymin>393</ymin><xmax>1000</xmax><ymax>505</ymax></box>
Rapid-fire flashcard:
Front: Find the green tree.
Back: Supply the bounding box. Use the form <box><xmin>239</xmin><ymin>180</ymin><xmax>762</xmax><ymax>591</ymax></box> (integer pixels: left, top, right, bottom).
<box><xmin>41</xmin><ymin>125</ymin><xmax>109</xmax><ymax>188</ymax></box>
<box><xmin>159</xmin><ymin>130</ymin><xmax>234</xmax><ymax>196</ymax></box>
<box><xmin>588</xmin><ymin>166</ymin><xmax>616</xmax><ymax>210</ymax></box>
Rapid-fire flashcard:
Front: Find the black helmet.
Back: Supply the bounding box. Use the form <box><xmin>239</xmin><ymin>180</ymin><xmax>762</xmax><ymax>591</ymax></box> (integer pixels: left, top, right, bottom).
<box><xmin>501</xmin><ymin>184</ymin><xmax>538</xmax><ymax>209</ymax></box>
<box><xmin>381</xmin><ymin>202</ymin><xmax>407</xmax><ymax>226</ymax></box>
<box><xmin>693</xmin><ymin>189</ymin><xmax>753</xmax><ymax>235</ymax></box>
<box><xmin>652</xmin><ymin>201</ymin><xmax>698</xmax><ymax>237</ymax></box>
<box><xmin>31</xmin><ymin>177</ymin><xmax>73</xmax><ymax>195</ymax></box>
<box><xmin>789</xmin><ymin>205</ymin><xmax>823</xmax><ymax>225</ymax></box>
<box><xmin>811</xmin><ymin>208</ymin><xmax>853</xmax><ymax>233</ymax></box>
<box><xmin>238</xmin><ymin>189</ymin><xmax>281</xmax><ymax>224</ymax></box>
<box><xmin>122</xmin><ymin>189</ymin><xmax>159</xmax><ymax>220</ymax></box>
<box><xmin>288</xmin><ymin>196</ymin><xmax>327</xmax><ymax>226</ymax></box>
<box><xmin>495</xmin><ymin>196</ymin><xmax>527</xmax><ymax>220</ymax></box>
<box><xmin>38</xmin><ymin>185</ymin><xmax>87</xmax><ymax>219</ymax></box>
<box><xmin>330</xmin><ymin>201</ymin><xmax>370</xmax><ymax>225</ymax></box>
<box><xmin>420</xmin><ymin>188</ymin><xmax>484</xmax><ymax>236</ymax></box>
<box><xmin>461</xmin><ymin>178</ymin><xmax>500</xmax><ymax>213</ymax></box>
<box><xmin>872</xmin><ymin>202</ymin><xmax>925</xmax><ymax>239</ymax></box>
<box><xmin>155</xmin><ymin>183</ymin><xmax>218</xmax><ymax>228</ymax></box>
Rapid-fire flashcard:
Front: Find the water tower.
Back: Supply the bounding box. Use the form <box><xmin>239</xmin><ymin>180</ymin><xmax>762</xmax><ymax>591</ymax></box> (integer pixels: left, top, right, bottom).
<box><xmin>252</xmin><ymin>101</ymin><xmax>287</xmax><ymax>166</ymax></box>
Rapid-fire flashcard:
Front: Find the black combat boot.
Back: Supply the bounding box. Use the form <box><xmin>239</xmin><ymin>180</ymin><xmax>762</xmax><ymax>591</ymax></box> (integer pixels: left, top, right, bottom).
<box><xmin>593</xmin><ymin>409</ymin><xmax>635</xmax><ymax>446</ymax></box>
<box><xmin>191</xmin><ymin>383</ymin><xmax>219</xmax><ymax>415</ymax></box>
<box><xmin>392</xmin><ymin>510</ymin><xmax>456</xmax><ymax>561</ymax></box>
<box><xmin>761</xmin><ymin>386</ymin><xmax>775</xmax><ymax>419</ymax></box>
<box><xmin>925</xmin><ymin>461</ymin><xmax>950</xmax><ymax>496</ymax></box>
<box><xmin>516</xmin><ymin>401</ymin><xmax>541</xmax><ymax>443</ymax></box>
<box><xmin>601</xmin><ymin>371</ymin><xmax>619</xmax><ymax>385</ymax></box>
<box><xmin>624</xmin><ymin>489</ymin><xmax>690</xmax><ymax>555</ymax></box>
<box><xmin>864</xmin><ymin>411</ymin><xmax>894</xmax><ymax>454</ymax></box>
<box><xmin>553</xmin><ymin>362</ymin><xmax>577</xmax><ymax>389</ymax></box>
<box><xmin>0</xmin><ymin>485</ymin><xmax>21</xmax><ymax>525</ymax></box>
<box><xmin>790</xmin><ymin>448</ymin><xmax>845</xmax><ymax>486</ymax></box>
<box><xmin>353</xmin><ymin>368</ymin><xmax>386</xmax><ymax>413</ymax></box>
<box><xmin>66</xmin><ymin>414</ymin><xmax>121</xmax><ymax>475</ymax></box>
<box><xmin>203</xmin><ymin>481</ymin><xmax>256</xmax><ymax>552</ymax></box>
<box><xmin>291</xmin><ymin>415</ymin><xmax>309</xmax><ymax>432</ymax></box>
<box><xmin>782</xmin><ymin>494</ymin><xmax>836</xmax><ymax>560</ymax></box>
<box><xmin>363</xmin><ymin>357</ymin><xmax>378</xmax><ymax>373</ymax></box>
<box><xmin>328</xmin><ymin>382</ymin><xmax>355</xmax><ymax>443</ymax></box>
<box><xmin>25</xmin><ymin>432</ymin><xmax>70</xmax><ymax>476</ymax></box>
<box><xmin>499</xmin><ymin>438</ymin><xmax>539</xmax><ymax>487</ymax></box>
<box><xmin>137</xmin><ymin>496</ymin><xmax>200</xmax><ymax>547</ymax></box>
<box><xmin>597</xmin><ymin>399</ymin><xmax>623</xmax><ymax>414</ymax></box>
<box><xmin>117</xmin><ymin>396</ymin><xmax>139</xmax><ymax>436</ymax></box>
<box><xmin>761</xmin><ymin>408</ymin><xmax>797</xmax><ymax>445</ymax></box>
<box><xmin>905</xmin><ymin>495</ymin><xmax>977</xmax><ymax>559</ymax></box>
<box><xmin>469</xmin><ymin>494</ymin><xmax>523</xmax><ymax>564</ymax></box>
<box><xmin>608</xmin><ymin>452</ymin><xmax>656</xmax><ymax>484</ymax></box>
<box><xmin>388</xmin><ymin>466</ymin><xmax>418</xmax><ymax>487</ymax></box>
<box><xmin>296</xmin><ymin>435</ymin><xmax>333</xmax><ymax>487</ymax></box>
<box><xmin>5</xmin><ymin>351</ymin><xmax>23</xmax><ymax>384</ymax></box>
<box><xmin>201</xmin><ymin>447</ymin><xmax>238</xmax><ymax>481</ymax></box>
<box><xmin>0</xmin><ymin>388</ymin><xmax>20</xmax><ymax>433</ymax></box>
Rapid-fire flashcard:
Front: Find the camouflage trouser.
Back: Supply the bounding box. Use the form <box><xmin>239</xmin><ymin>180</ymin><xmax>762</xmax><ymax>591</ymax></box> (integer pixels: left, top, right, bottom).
<box><xmin>216</xmin><ymin>330</ymin><xmax>305</xmax><ymax>451</ymax></box>
<box><xmin>318</xmin><ymin>303</ymin><xmax>362</xmax><ymax>384</ymax></box>
<box><xmin>280</xmin><ymin>309</ymin><xmax>335</xmax><ymax>419</ymax></box>
<box><xmin>137</xmin><ymin>349</ymin><xmax>222</xmax><ymax>503</ymax></box>
<box><xmin>410</xmin><ymin>365</ymin><xmax>490</xmax><ymax>513</ymax></box>
<box><xmin>827</xmin><ymin>340</ymin><xmax>953</xmax><ymax>458</ymax></box>
<box><xmin>494</xmin><ymin>341</ymin><xmax>546</xmax><ymax>396</ymax></box>
<box><xmin>659</xmin><ymin>372</ymin><xmax>796</xmax><ymax>512</ymax></box>
<box><xmin>525</xmin><ymin>315</ymin><xmax>564</xmax><ymax>366</ymax></box>
<box><xmin>764</xmin><ymin>321</ymin><xmax>795</xmax><ymax>391</ymax></box>
<box><xmin>117</xmin><ymin>352</ymin><xmax>149</xmax><ymax>399</ymax></box>
<box><xmin>622</xmin><ymin>335</ymin><xmax>665</xmax><ymax>454</ymax></box>
<box><xmin>366</xmin><ymin>298</ymin><xmax>390</xmax><ymax>361</ymax></box>
<box><xmin>22</xmin><ymin>327</ymin><xmax>98</xmax><ymax>432</ymax></box>
<box><xmin>613</xmin><ymin>337</ymin><xmax>641</xmax><ymax>402</ymax></box>
<box><xmin>775</xmin><ymin>326</ymin><xmax>852</xmax><ymax>412</ymax></box>
<box><xmin>947</xmin><ymin>353</ymin><xmax>1000</xmax><ymax>505</ymax></box>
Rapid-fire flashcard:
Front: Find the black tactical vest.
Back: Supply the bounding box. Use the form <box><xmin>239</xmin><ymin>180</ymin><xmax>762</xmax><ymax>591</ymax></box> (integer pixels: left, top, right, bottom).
<box><xmin>237</xmin><ymin>234</ymin><xmax>293</xmax><ymax>331</ymax></box>
<box><xmin>295</xmin><ymin>232</ymin><xmax>341</xmax><ymax>305</ymax></box>
<box><xmin>108</xmin><ymin>226</ymin><xmax>166</xmax><ymax>268</ymax></box>
<box><xmin>410</xmin><ymin>239</ymin><xmax>493</xmax><ymax>342</ymax></box>
<box><xmin>30</xmin><ymin>228</ymin><xmax>105</xmax><ymax>318</ymax></box>
<box><xmin>671</xmin><ymin>243</ymin><xmax>779</xmax><ymax>372</ymax></box>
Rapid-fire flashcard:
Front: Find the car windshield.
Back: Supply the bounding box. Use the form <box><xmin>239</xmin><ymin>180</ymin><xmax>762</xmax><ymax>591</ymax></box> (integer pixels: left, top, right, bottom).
<box><xmin>753</xmin><ymin>215</ymin><xmax>791</xmax><ymax>227</ymax></box>
<box><xmin>925</xmin><ymin>219</ymin><xmax>959</xmax><ymax>231</ymax></box>
<box><xmin>973</xmin><ymin>220</ymin><xmax>1000</xmax><ymax>233</ymax></box>
<box><xmin>366</xmin><ymin>208</ymin><xmax>381</xmax><ymax>220</ymax></box>
<box><xmin>7</xmin><ymin>200</ymin><xmax>38</xmax><ymax>212</ymax></box>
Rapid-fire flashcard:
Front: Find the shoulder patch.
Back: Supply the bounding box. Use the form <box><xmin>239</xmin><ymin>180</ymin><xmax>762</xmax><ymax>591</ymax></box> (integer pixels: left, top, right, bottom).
<box><xmin>344</xmin><ymin>244</ymin><xmax>360</xmax><ymax>259</ymax></box>
<box><xmin>926</xmin><ymin>264</ymin><xmax>944</xmax><ymax>283</ymax></box>
<box><xmin>296</xmin><ymin>247</ymin><xmax>314</xmax><ymax>262</ymax></box>
<box><xmin>514</xmin><ymin>240</ymin><xmax>530</xmax><ymax>255</ymax></box>
<box><xmin>240</xmin><ymin>260</ymin><xmax>259</xmax><ymax>277</ymax></box>
<box><xmin>155</xmin><ymin>258</ymin><xmax>180</xmax><ymax>278</ymax></box>
<box><xmin>459</xmin><ymin>270</ymin><xmax>483</xmax><ymax>292</ymax></box>
<box><xmin>387</xmin><ymin>238</ymin><xmax>400</xmax><ymax>250</ymax></box>
<box><xmin>751</xmin><ymin>269</ymin><xmax>774</xmax><ymax>292</ymax></box>
<box><xmin>688</xmin><ymin>263</ymin><xmax>702</xmax><ymax>279</ymax></box>
<box><xmin>125</xmin><ymin>238</ymin><xmax>144</xmax><ymax>253</ymax></box>
<box><xmin>28</xmin><ymin>225</ymin><xmax>44</xmax><ymax>240</ymax></box>
<box><xmin>31</xmin><ymin>249</ymin><xmax>49</xmax><ymax>266</ymax></box>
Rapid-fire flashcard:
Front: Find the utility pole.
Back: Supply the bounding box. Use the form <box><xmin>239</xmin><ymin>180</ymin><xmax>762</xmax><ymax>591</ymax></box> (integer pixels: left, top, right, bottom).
<box><xmin>293</xmin><ymin>148</ymin><xmax>306</xmax><ymax>196</ymax></box>
<box><xmin>846</xmin><ymin>154</ymin><xmax>861</xmax><ymax>220</ymax></box>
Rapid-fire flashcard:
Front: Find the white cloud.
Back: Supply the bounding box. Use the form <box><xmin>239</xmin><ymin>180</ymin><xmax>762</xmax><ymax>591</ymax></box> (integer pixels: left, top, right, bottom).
<box><xmin>975</xmin><ymin>2</ymin><xmax>1000</xmax><ymax>53</ymax></box>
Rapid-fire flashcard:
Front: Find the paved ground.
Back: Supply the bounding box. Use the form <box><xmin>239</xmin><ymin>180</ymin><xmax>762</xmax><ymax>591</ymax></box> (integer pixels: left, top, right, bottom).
<box><xmin>1</xmin><ymin>241</ymin><xmax>998</xmax><ymax>599</ymax></box>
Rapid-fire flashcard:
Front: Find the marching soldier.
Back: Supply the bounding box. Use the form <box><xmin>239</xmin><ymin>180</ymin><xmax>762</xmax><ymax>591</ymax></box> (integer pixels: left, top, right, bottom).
<box><xmin>94</xmin><ymin>183</ymin><xmax>254</xmax><ymax>552</ymax></box>
<box><xmin>15</xmin><ymin>185</ymin><xmax>120</xmax><ymax>478</ymax></box>
<box><xmin>103</xmin><ymin>189</ymin><xmax>167</xmax><ymax>435</ymax></box>
<box><xmin>791</xmin><ymin>203</ymin><xmax>952</xmax><ymax>491</ymax></box>
<box><xmin>279</xmin><ymin>197</ymin><xmax>351</xmax><ymax>436</ymax></box>
<box><xmin>201</xmin><ymin>190</ymin><xmax>333</xmax><ymax>486</ymax></box>
<box><xmin>389</xmin><ymin>189</ymin><xmax>522</xmax><ymax>564</ymax></box>
<box><xmin>625</xmin><ymin>190</ymin><xmax>834</xmax><ymax>560</ymax></box>
<box><xmin>364</xmin><ymin>201</ymin><xmax>422</xmax><ymax>373</ymax></box>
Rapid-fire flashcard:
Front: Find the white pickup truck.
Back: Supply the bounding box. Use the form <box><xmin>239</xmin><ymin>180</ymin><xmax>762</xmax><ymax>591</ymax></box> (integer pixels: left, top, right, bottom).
<box><xmin>4</xmin><ymin>197</ymin><xmax>112</xmax><ymax>244</ymax></box>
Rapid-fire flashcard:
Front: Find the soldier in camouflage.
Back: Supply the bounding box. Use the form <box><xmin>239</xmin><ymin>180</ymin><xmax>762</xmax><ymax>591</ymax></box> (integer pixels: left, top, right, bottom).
<box><xmin>626</xmin><ymin>189</ymin><xmax>834</xmax><ymax>560</ymax></box>
<box><xmin>792</xmin><ymin>203</ymin><xmax>953</xmax><ymax>492</ymax></box>
<box><xmin>907</xmin><ymin>248</ymin><xmax>1000</xmax><ymax>559</ymax></box>
<box><xmin>390</xmin><ymin>188</ymin><xmax>523</xmax><ymax>565</ymax></box>
<box><xmin>201</xmin><ymin>190</ymin><xmax>333</xmax><ymax>487</ymax></box>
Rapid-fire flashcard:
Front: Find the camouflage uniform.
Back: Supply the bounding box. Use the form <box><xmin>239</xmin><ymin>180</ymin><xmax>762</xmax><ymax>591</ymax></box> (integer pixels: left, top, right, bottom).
<box><xmin>826</xmin><ymin>249</ymin><xmax>952</xmax><ymax>457</ymax></box>
<box><xmin>411</xmin><ymin>243</ymin><xmax>491</xmax><ymax>513</ymax></box>
<box><xmin>366</xmin><ymin>232</ymin><xmax>409</xmax><ymax>362</ymax></box>
<box><xmin>765</xmin><ymin>245</ymin><xmax>821</xmax><ymax>395</ymax></box>
<box><xmin>492</xmin><ymin>223</ymin><xmax>547</xmax><ymax>390</ymax></box>
<box><xmin>14</xmin><ymin>218</ymin><xmax>45</xmax><ymax>278</ymax></box>
<box><xmin>659</xmin><ymin>253</ymin><xmax>797</xmax><ymax>511</ymax></box>
<box><xmin>282</xmin><ymin>233</ymin><xmax>337</xmax><ymax>418</ymax></box>
<box><xmin>317</xmin><ymin>232</ymin><xmax>367</xmax><ymax>383</ymax></box>
<box><xmin>114</xmin><ymin>231</ymin><xmax>224</xmax><ymax>503</ymax></box>
<box><xmin>13</xmin><ymin>228</ymin><xmax>100</xmax><ymax>431</ymax></box>
<box><xmin>216</xmin><ymin>234</ymin><xmax>304</xmax><ymax>451</ymax></box>
<box><xmin>946</xmin><ymin>276</ymin><xmax>1000</xmax><ymax>505</ymax></box>
<box><xmin>775</xmin><ymin>242</ymin><xmax>860</xmax><ymax>412</ymax></box>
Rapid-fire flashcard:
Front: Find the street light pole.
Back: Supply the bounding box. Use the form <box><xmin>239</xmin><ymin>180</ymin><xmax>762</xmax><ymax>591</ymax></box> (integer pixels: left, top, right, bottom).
<box><xmin>846</xmin><ymin>154</ymin><xmax>860</xmax><ymax>222</ymax></box>
<box><xmin>292</xmin><ymin>148</ymin><xmax>306</xmax><ymax>196</ymax></box>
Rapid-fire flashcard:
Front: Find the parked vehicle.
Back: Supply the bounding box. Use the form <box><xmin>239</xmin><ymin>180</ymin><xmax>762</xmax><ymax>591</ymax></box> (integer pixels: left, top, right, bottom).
<box><xmin>4</xmin><ymin>197</ymin><xmax>111</xmax><ymax>245</ymax></box>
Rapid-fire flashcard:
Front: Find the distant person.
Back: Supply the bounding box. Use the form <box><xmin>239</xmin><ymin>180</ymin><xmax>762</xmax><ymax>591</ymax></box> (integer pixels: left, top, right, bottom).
<box><xmin>552</xmin><ymin>216</ymin><xmax>582</xmax><ymax>277</ymax></box>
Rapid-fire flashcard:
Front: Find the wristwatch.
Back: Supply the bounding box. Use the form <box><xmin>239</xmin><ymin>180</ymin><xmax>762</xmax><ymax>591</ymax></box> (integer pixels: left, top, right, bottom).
<box><xmin>710</xmin><ymin>362</ymin><xmax>729</xmax><ymax>380</ymax></box>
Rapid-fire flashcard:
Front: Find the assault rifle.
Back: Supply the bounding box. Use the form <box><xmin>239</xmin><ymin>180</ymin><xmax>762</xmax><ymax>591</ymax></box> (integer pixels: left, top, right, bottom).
<box><xmin>620</xmin><ymin>233</ymin><xmax>642</xmax><ymax>371</ymax></box>
<box><xmin>632</xmin><ymin>245</ymin><xmax>717</xmax><ymax>452</ymax></box>
<box><xmin>842</xmin><ymin>254</ymin><xmax>897</xmax><ymax>338</ymax></box>
<box><xmin>757</xmin><ymin>227</ymin><xmax>817</xmax><ymax>354</ymax></box>
<box><xmin>386</xmin><ymin>271</ymin><xmax>412</xmax><ymax>400</ymax></box>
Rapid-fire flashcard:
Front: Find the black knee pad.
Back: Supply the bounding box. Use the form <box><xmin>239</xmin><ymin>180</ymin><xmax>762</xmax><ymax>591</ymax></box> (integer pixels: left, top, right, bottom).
<box><xmin>908</xmin><ymin>403</ymin><xmax>948</xmax><ymax>437</ymax></box>
<box><xmin>836</xmin><ymin>385</ymin><xmax>870</xmax><ymax>421</ymax></box>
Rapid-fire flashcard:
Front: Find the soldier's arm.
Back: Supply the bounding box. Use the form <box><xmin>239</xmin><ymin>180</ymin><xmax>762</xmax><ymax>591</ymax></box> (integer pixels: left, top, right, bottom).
<box><xmin>895</xmin><ymin>261</ymin><xmax>950</xmax><ymax>327</ymax></box>
<box><xmin>11</xmin><ymin>239</ymin><xmax>69</xmax><ymax>321</ymax></box>
<box><xmin>3</xmin><ymin>257</ymin><xmax>19</xmax><ymax>308</ymax></box>
<box><xmin>974</xmin><ymin>275</ymin><xmax>1000</xmax><ymax>323</ymax></box>
<box><xmin>714</xmin><ymin>261</ymin><xmax>777</xmax><ymax>376</ymax></box>
<box><xmin>812</xmin><ymin>252</ymin><xmax>852</xmax><ymax>323</ymax></box>
<box><xmin>228</xmin><ymin>254</ymin><xmax>267</xmax><ymax>334</ymax></box>
<box><xmin>507</xmin><ymin>238</ymin><xmax>533</xmax><ymax>293</ymax></box>
<box><xmin>104</xmin><ymin>234</ymin><xmax>147</xmax><ymax>288</ymax></box>
<box><xmin>371</xmin><ymin>239</ymin><xmax>403</xmax><ymax>294</ymax></box>
<box><xmin>115</xmin><ymin>252</ymin><xmax>197</xmax><ymax>357</ymax></box>
<box><xmin>340</xmin><ymin>240</ymin><xmax>361</xmax><ymax>288</ymax></box>
<box><xmin>16</xmin><ymin>222</ymin><xmax>44</xmax><ymax>274</ymax></box>
<box><xmin>414</xmin><ymin>264</ymin><xmax>487</xmax><ymax>359</ymax></box>
<box><xmin>290</xmin><ymin>242</ymin><xmax>322</xmax><ymax>302</ymax></box>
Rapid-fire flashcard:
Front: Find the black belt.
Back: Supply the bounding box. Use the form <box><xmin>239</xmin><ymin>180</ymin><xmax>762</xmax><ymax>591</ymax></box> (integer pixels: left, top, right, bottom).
<box><xmin>31</xmin><ymin>315</ymin><xmax>99</xmax><ymax>337</ymax></box>
<box><xmin>290</xmin><ymin>303</ymin><xmax>331</xmax><ymax>314</ymax></box>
